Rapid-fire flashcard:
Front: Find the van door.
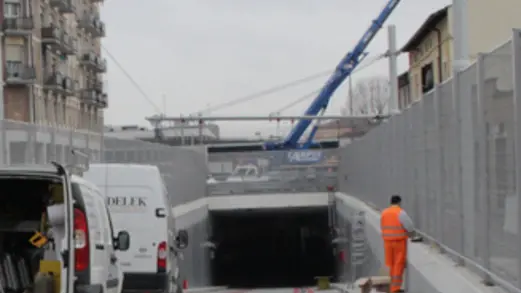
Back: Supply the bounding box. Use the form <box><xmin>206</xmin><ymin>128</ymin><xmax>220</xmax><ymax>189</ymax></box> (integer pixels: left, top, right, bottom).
<box><xmin>93</xmin><ymin>191</ymin><xmax>121</xmax><ymax>293</ymax></box>
<box><xmin>79</xmin><ymin>184</ymin><xmax>106</xmax><ymax>288</ymax></box>
<box><xmin>59</xmin><ymin>167</ymin><xmax>75</xmax><ymax>293</ymax></box>
<box><xmin>105</xmin><ymin>186</ymin><xmax>162</xmax><ymax>273</ymax></box>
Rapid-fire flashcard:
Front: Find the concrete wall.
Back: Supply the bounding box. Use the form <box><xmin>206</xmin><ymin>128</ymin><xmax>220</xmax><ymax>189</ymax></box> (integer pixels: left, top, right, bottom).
<box><xmin>173</xmin><ymin>198</ymin><xmax>212</xmax><ymax>288</ymax></box>
<box><xmin>334</xmin><ymin>192</ymin><xmax>507</xmax><ymax>293</ymax></box>
<box><xmin>102</xmin><ymin>139</ymin><xmax>209</xmax><ymax>206</ymax></box>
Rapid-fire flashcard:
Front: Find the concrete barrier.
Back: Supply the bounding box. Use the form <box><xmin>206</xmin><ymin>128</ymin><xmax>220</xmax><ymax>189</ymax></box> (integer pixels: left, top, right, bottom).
<box><xmin>335</xmin><ymin>192</ymin><xmax>507</xmax><ymax>293</ymax></box>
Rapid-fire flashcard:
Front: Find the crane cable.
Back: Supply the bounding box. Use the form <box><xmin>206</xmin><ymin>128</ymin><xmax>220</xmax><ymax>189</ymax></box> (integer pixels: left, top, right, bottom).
<box><xmin>269</xmin><ymin>52</ymin><xmax>387</xmax><ymax>115</ymax></box>
<box><xmin>189</xmin><ymin>70</ymin><xmax>332</xmax><ymax>116</ymax></box>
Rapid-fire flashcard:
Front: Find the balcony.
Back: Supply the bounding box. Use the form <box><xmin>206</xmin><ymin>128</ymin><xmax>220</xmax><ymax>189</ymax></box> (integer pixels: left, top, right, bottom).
<box><xmin>79</xmin><ymin>52</ymin><xmax>96</xmax><ymax>68</ymax></box>
<box><xmin>50</xmin><ymin>0</ymin><xmax>75</xmax><ymax>14</ymax></box>
<box><xmin>61</xmin><ymin>33</ymin><xmax>77</xmax><ymax>55</ymax></box>
<box><xmin>43</xmin><ymin>70</ymin><xmax>65</xmax><ymax>92</ymax></box>
<box><xmin>3</xmin><ymin>17</ymin><xmax>34</xmax><ymax>36</ymax></box>
<box><xmin>95</xmin><ymin>57</ymin><xmax>107</xmax><ymax>73</ymax></box>
<box><xmin>80</xmin><ymin>52</ymin><xmax>106</xmax><ymax>73</ymax></box>
<box><xmin>5</xmin><ymin>62</ymin><xmax>36</xmax><ymax>86</ymax></box>
<box><xmin>42</xmin><ymin>25</ymin><xmax>74</xmax><ymax>54</ymax></box>
<box><xmin>86</xmin><ymin>78</ymin><xmax>103</xmax><ymax>92</ymax></box>
<box><xmin>62</xmin><ymin>77</ymin><xmax>77</xmax><ymax>95</ymax></box>
<box><xmin>92</xmin><ymin>21</ymin><xmax>105</xmax><ymax>38</ymax></box>
<box><xmin>80</xmin><ymin>89</ymin><xmax>97</xmax><ymax>105</ymax></box>
<box><xmin>97</xmin><ymin>93</ymin><xmax>107</xmax><ymax>108</ymax></box>
<box><xmin>78</xmin><ymin>13</ymin><xmax>105</xmax><ymax>37</ymax></box>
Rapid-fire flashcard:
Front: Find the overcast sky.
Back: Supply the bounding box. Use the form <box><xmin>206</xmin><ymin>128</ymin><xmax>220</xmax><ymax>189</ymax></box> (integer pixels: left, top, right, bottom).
<box><xmin>101</xmin><ymin>0</ymin><xmax>451</xmax><ymax>137</ymax></box>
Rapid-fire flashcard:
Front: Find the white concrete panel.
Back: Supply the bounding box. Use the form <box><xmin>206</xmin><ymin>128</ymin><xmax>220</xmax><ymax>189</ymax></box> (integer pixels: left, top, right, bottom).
<box><xmin>207</xmin><ymin>193</ymin><xmax>329</xmax><ymax>211</ymax></box>
<box><xmin>172</xmin><ymin>197</ymin><xmax>208</xmax><ymax>229</ymax></box>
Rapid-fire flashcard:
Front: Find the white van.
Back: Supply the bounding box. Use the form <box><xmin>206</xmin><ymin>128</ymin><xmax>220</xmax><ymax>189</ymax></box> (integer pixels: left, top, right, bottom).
<box><xmin>0</xmin><ymin>161</ymin><xmax>129</xmax><ymax>293</ymax></box>
<box><xmin>73</xmin><ymin>176</ymin><xmax>129</xmax><ymax>293</ymax></box>
<box><xmin>84</xmin><ymin>164</ymin><xmax>189</xmax><ymax>293</ymax></box>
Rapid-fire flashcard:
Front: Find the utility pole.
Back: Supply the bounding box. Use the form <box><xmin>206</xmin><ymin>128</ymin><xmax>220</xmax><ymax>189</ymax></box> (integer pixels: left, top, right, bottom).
<box><xmin>387</xmin><ymin>25</ymin><xmax>399</xmax><ymax>115</ymax></box>
<box><xmin>452</xmin><ymin>0</ymin><xmax>475</xmax><ymax>268</ymax></box>
<box><xmin>452</xmin><ymin>0</ymin><xmax>469</xmax><ymax>71</ymax></box>
<box><xmin>0</xmin><ymin>32</ymin><xmax>4</xmax><ymax>121</ymax></box>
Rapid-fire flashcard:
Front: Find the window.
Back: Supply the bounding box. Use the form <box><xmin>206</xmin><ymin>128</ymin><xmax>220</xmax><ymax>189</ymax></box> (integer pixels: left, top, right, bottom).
<box><xmin>421</xmin><ymin>62</ymin><xmax>434</xmax><ymax>93</ymax></box>
<box><xmin>4</xmin><ymin>2</ymin><xmax>20</xmax><ymax>18</ymax></box>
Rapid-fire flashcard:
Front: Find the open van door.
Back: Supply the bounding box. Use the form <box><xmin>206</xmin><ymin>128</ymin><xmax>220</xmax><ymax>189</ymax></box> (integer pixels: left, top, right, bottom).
<box><xmin>51</xmin><ymin>162</ymin><xmax>75</xmax><ymax>293</ymax></box>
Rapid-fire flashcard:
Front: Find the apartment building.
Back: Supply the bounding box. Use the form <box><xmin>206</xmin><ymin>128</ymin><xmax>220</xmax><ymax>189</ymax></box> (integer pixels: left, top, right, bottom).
<box><xmin>400</xmin><ymin>0</ymin><xmax>521</xmax><ymax>106</ymax></box>
<box><xmin>401</xmin><ymin>6</ymin><xmax>452</xmax><ymax>103</ymax></box>
<box><xmin>2</xmin><ymin>0</ymin><xmax>107</xmax><ymax>131</ymax></box>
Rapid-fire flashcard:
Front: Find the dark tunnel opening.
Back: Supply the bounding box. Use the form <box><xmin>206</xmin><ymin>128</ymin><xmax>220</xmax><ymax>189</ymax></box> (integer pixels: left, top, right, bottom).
<box><xmin>210</xmin><ymin>207</ymin><xmax>336</xmax><ymax>288</ymax></box>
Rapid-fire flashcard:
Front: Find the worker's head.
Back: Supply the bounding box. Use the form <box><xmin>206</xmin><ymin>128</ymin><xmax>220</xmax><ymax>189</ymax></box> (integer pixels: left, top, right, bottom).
<box><xmin>390</xmin><ymin>194</ymin><xmax>402</xmax><ymax>206</ymax></box>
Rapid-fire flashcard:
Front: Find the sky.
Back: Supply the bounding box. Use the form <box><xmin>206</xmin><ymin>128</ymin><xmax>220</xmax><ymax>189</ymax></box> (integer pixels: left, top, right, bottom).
<box><xmin>101</xmin><ymin>0</ymin><xmax>451</xmax><ymax>137</ymax></box>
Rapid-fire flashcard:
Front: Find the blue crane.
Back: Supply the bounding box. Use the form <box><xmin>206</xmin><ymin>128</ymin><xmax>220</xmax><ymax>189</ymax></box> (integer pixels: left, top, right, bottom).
<box><xmin>264</xmin><ymin>0</ymin><xmax>402</xmax><ymax>150</ymax></box>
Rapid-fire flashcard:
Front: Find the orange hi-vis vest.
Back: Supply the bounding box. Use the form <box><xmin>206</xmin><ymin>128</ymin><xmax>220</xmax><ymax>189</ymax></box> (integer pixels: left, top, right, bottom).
<box><xmin>381</xmin><ymin>205</ymin><xmax>408</xmax><ymax>241</ymax></box>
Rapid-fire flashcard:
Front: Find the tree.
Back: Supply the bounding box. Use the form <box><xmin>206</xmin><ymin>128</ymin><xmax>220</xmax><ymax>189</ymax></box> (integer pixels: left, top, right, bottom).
<box><xmin>346</xmin><ymin>76</ymin><xmax>390</xmax><ymax>115</ymax></box>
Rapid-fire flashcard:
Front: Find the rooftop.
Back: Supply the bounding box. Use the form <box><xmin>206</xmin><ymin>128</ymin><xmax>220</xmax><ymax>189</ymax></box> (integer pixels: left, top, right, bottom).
<box><xmin>401</xmin><ymin>6</ymin><xmax>449</xmax><ymax>52</ymax></box>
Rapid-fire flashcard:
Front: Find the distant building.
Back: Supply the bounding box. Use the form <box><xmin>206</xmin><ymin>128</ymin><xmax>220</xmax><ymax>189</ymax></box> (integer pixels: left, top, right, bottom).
<box><xmin>401</xmin><ymin>6</ymin><xmax>451</xmax><ymax>101</ymax></box>
<box><xmin>104</xmin><ymin>123</ymin><xmax>220</xmax><ymax>145</ymax></box>
<box><xmin>312</xmin><ymin>117</ymin><xmax>384</xmax><ymax>144</ymax></box>
<box><xmin>402</xmin><ymin>1</ymin><xmax>521</xmax><ymax>102</ymax></box>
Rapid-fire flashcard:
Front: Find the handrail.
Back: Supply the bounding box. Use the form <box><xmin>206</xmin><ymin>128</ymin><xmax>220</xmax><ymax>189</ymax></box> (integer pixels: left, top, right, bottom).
<box><xmin>414</xmin><ymin>230</ymin><xmax>521</xmax><ymax>293</ymax></box>
<box><xmin>364</xmin><ymin>199</ymin><xmax>521</xmax><ymax>293</ymax></box>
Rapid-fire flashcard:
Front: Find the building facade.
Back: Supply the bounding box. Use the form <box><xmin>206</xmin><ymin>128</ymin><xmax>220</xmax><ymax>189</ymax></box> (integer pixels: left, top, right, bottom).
<box><xmin>401</xmin><ymin>1</ymin><xmax>521</xmax><ymax>105</ymax></box>
<box><xmin>2</xmin><ymin>0</ymin><xmax>106</xmax><ymax>132</ymax></box>
<box><xmin>401</xmin><ymin>6</ymin><xmax>452</xmax><ymax>103</ymax></box>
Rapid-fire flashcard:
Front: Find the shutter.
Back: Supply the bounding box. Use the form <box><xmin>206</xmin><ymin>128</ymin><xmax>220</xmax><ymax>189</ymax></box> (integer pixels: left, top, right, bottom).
<box><xmin>5</xmin><ymin>45</ymin><xmax>23</xmax><ymax>61</ymax></box>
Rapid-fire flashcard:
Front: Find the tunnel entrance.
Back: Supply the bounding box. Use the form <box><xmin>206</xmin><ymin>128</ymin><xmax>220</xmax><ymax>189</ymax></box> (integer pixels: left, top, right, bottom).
<box><xmin>210</xmin><ymin>207</ymin><xmax>336</xmax><ymax>288</ymax></box>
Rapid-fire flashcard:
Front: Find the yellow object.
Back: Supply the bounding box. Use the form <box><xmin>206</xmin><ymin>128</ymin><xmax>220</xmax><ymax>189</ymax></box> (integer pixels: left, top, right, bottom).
<box><xmin>49</xmin><ymin>184</ymin><xmax>64</xmax><ymax>203</ymax></box>
<box><xmin>29</xmin><ymin>231</ymin><xmax>48</xmax><ymax>248</ymax></box>
<box><xmin>39</xmin><ymin>260</ymin><xmax>61</xmax><ymax>293</ymax></box>
<box><xmin>315</xmin><ymin>276</ymin><xmax>331</xmax><ymax>290</ymax></box>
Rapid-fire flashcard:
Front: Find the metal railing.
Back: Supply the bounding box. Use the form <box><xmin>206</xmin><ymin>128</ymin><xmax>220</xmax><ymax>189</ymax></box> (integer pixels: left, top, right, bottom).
<box><xmin>0</xmin><ymin>120</ymin><xmax>208</xmax><ymax>207</ymax></box>
<box><xmin>339</xmin><ymin>29</ymin><xmax>521</xmax><ymax>292</ymax></box>
<box><xmin>207</xmin><ymin>149</ymin><xmax>339</xmax><ymax>195</ymax></box>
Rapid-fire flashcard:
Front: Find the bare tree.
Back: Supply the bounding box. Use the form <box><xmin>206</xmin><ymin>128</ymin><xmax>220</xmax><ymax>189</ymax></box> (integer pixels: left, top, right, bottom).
<box><xmin>347</xmin><ymin>76</ymin><xmax>390</xmax><ymax>115</ymax></box>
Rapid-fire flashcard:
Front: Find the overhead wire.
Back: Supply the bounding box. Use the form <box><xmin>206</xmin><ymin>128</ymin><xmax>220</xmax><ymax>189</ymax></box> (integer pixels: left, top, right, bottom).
<box><xmin>190</xmin><ymin>70</ymin><xmax>333</xmax><ymax>116</ymax></box>
<box><xmin>101</xmin><ymin>45</ymin><xmax>163</xmax><ymax>114</ymax></box>
<box><xmin>98</xmin><ymin>0</ymin><xmax>162</xmax><ymax>112</ymax></box>
<box><xmin>269</xmin><ymin>52</ymin><xmax>387</xmax><ymax>115</ymax></box>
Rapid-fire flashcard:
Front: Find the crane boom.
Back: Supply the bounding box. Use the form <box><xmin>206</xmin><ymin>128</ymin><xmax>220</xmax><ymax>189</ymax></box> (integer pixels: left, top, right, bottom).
<box><xmin>264</xmin><ymin>0</ymin><xmax>401</xmax><ymax>150</ymax></box>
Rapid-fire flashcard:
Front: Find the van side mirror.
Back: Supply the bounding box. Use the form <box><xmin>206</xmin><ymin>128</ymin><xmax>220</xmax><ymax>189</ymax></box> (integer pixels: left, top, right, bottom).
<box><xmin>175</xmin><ymin>230</ymin><xmax>189</xmax><ymax>249</ymax></box>
<box><xmin>115</xmin><ymin>231</ymin><xmax>130</xmax><ymax>251</ymax></box>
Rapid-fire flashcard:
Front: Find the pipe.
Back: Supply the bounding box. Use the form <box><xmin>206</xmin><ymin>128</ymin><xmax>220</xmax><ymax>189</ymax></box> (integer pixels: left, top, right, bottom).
<box><xmin>146</xmin><ymin>114</ymin><xmax>389</xmax><ymax>122</ymax></box>
<box><xmin>452</xmin><ymin>0</ymin><xmax>469</xmax><ymax>71</ymax></box>
<box><xmin>433</xmin><ymin>28</ymin><xmax>444</xmax><ymax>82</ymax></box>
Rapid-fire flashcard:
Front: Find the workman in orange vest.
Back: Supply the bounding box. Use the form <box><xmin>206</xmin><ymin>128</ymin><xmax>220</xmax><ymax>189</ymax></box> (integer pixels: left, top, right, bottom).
<box><xmin>380</xmin><ymin>195</ymin><xmax>415</xmax><ymax>293</ymax></box>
